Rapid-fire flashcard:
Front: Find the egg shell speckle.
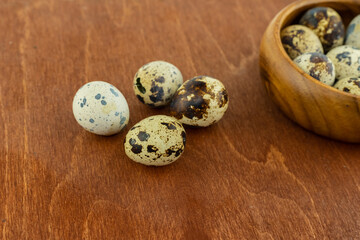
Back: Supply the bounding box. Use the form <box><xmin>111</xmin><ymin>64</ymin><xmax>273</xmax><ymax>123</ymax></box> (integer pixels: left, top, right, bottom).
<box><xmin>133</xmin><ymin>61</ymin><xmax>183</xmax><ymax>107</ymax></box>
<box><xmin>73</xmin><ymin>81</ymin><xmax>129</xmax><ymax>135</ymax></box>
<box><xmin>299</xmin><ymin>7</ymin><xmax>345</xmax><ymax>52</ymax></box>
<box><xmin>124</xmin><ymin>115</ymin><xmax>186</xmax><ymax>166</ymax></box>
<box><xmin>345</xmin><ymin>15</ymin><xmax>360</xmax><ymax>49</ymax></box>
<box><xmin>293</xmin><ymin>52</ymin><xmax>335</xmax><ymax>86</ymax></box>
<box><xmin>281</xmin><ymin>25</ymin><xmax>324</xmax><ymax>60</ymax></box>
<box><xmin>326</xmin><ymin>45</ymin><xmax>360</xmax><ymax>79</ymax></box>
<box><xmin>334</xmin><ymin>77</ymin><xmax>360</xmax><ymax>96</ymax></box>
<box><xmin>169</xmin><ymin>76</ymin><xmax>229</xmax><ymax>127</ymax></box>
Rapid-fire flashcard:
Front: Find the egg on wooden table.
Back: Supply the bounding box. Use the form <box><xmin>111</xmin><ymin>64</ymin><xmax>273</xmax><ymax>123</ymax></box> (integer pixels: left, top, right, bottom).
<box><xmin>326</xmin><ymin>45</ymin><xmax>360</xmax><ymax>79</ymax></box>
<box><xmin>72</xmin><ymin>81</ymin><xmax>129</xmax><ymax>135</ymax></box>
<box><xmin>281</xmin><ymin>25</ymin><xmax>323</xmax><ymax>60</ymax></box>
<box><xmin>124</xmin><ymin>115</ymin><xmax>186</xmax><ymax>166</ymax></box>
<box><xmin>299</xmin><ymin>7</ymin><xmax>345</xmax><ymax>52</ymax></box>
<box><xmin>334</xmin><ymin>77</ymin><xmax>360</xmax><ymax>96</ymax></box>
<box><xmin>169</xmin><ymin>76</ymin><xmax>229</xmax><ymax>127</ymax></box>
<box><xmin>293</xmin><ymin>52</ymin><xmax>335</xmax><ymax>86</ymax></box>
<box><xmin>133</xmin><ymin>61</ymin><xmax>183</xmax><ymax>107</ymax></box>
<box><xmin>345</xmin><ymin>15</ymin><xmax>360</xmax><ymax>49</ymax></box>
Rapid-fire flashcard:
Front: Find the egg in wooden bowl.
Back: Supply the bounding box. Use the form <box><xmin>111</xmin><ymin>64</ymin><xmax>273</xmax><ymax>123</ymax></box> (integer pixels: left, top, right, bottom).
<box><xmin>259</xmin><ymin>0</ymin><xmax>360</xmax><ymax>143</ymax></box>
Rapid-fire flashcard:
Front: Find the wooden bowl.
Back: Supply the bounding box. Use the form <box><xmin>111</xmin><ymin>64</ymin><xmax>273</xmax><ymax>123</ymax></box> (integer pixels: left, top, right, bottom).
<box><xmin>259</xmin><ymin>0</ymin><xmax>360</xmax><ymax>143</ymax></box>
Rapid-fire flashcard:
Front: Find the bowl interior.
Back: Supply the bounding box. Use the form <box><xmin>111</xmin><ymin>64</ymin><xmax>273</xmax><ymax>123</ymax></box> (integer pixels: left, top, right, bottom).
<box><xmin>259</xmin><ymin>0</ymin><xmax>360</xmax><ymax>143</ymax></box>
<box><xmin>277</xmin><ymin>0</ymin><xmax>360</xmax><ymax>98</ymax></box>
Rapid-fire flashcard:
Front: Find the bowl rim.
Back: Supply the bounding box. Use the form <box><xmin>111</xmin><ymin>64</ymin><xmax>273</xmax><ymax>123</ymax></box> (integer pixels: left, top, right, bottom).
<box><xmin>275</xmin><ymin>0</ymin><xmax>360</xmax><ymax>100</ymax></box>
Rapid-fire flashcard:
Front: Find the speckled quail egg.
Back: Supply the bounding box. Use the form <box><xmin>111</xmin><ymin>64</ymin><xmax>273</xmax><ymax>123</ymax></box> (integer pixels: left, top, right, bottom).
<box><xmin>281</xmin><ymin>25</ymin><xmax>324</xmax><ymax>60</ymax></box>
<box><xmin>124</xmin><ymin>115</ymin><xmax>186</xmax><ymax>166</ymax></box>
<box><xmin>169</xmin><ymin>76</ymin><xmax>229</xmax><ymax>127</ymax></box>
<box><xmin>326</xmin><ymin>45</ymin><xmax>360</xmax><ymax>79</ymax></box>
<box><xmin>334</xmin><ymin>77</ymin><xmax>360</xmax><ymax>96</ymax></box>
<box><xmin>73</xmin><ymin>81</ymin><xmax>129</xmax><ymax>135</ymax></box>
<box><xmin>293</xmin><ymin>52</ymin><xmax>335</xmax><ymax>86</ymax></box>
<box><xmin>133</xmin><ymin>61</ymin><xmax>183</xmax><ymax>107</ymax></box>
<box><xmin>299</xmin><ymin>7</ymin><xmax>345</xmax><ymax>52</ymax></box>
<box><xmin>345</xmin><ymin>15</ymin><xmax>360</xmax><ymax>49</ymax></box>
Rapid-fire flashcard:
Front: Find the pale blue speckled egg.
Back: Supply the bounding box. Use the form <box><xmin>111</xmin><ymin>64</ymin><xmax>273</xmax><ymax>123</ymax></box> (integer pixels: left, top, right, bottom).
<box><xmin>72</xmin><ymin>81</ymin><xmax>129</xmax><ymax>135</ymax></box>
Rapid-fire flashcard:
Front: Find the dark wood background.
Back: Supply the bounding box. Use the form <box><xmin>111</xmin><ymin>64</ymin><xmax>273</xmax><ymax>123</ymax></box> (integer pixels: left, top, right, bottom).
<box><xmin>1</xmin><ymin>0</ymin><xmax>359</xmax><ymax>239</ymax></box>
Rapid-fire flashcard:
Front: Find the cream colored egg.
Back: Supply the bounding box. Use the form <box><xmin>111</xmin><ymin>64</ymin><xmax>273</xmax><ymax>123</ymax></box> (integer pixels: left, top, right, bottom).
<box><xmin>299</xmin><ymin>7</ymin><xmax>345</xmax><ymax>52</ymax></box>
<box><xmin>72</xmin><ymin>81</ymin><xmax>129</xmax><ymax>135</ymax></box>
<box><xmin>327</xmin><ymin>45</ymin><xmax>360</xmax><ymax>79</ymax></box>
<box><xmin>281</xmin><ymin>25</ymin><xmax>324</xmax><ymax>60</ymax></box>
<box><xmin>345</xmin><ymin>15</ymin><xmax>360</xmax><ymax>49</ymax></box>
<box><xmin>334</xmin><ymin>77</ymin><xmax>360</xmax><ymax>96</ymax></box>
<box><xmin>169</xmin><ymin>76</ymin><xmax>229</xmax><ymax>127</ymax></box>
<box><xmin>293</xmin><ymin>52</ymin><xmax>335</xmax><ymax>86</ymax></box>
<box><xmin>133</xmin><ymin>61</ymin><xmax>183</xmax><ymax>107</ymax></box>
<box><xmin>124</xmin><ymin>115</ymin><xmax>186</xmax><ymax>166</ymax></box>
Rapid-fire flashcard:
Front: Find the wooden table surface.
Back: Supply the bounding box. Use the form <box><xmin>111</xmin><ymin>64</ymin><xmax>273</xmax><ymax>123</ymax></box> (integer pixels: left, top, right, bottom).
<box><xmin>1</xmin><ymin>0</ymin><xmax>360</xmax><ymax>239</ymax></box>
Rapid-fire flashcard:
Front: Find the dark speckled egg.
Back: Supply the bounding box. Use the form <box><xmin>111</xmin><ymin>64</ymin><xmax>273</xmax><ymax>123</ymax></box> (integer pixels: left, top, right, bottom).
<box><xmin>334</xmin><ymin>77</ymin><xmax>360</xmax><ymax>96</ymax></box>
<box><xmin>133</xmin><ymin>61</ymin><xmax>183</xmax><ymax>107</ymax></box>
<box><xmin>326</xmin><ymin>45</ymin><xmax>360</xmax><ymax>79</ymax></box>
<box><xmin>346</xmin><ymin>15</ymin><xmax>360</xmax><ymax>49</ymax></box>
<box><xmin>293</xmin><ymin>52</ymin><xmax>335</xmax><ymax>86</ymax></box>
<box><xmin>169</xmin><ymin>76</ymin><xmax>229</xmax><ymax>127</ymax></box>
<box><xmin>299</xmin><ymin>7</ymin><xmax>345</xmax><ymax>52</ymax></box>
<box><xmin>281</xmin><ymin>25</ymin><xmax>323</xmax><ymax>60</ymax></box>
<box><xmin>124</xmin><ymin>115</ymin><xmax>186</xmax><ymax>166</ymax></box>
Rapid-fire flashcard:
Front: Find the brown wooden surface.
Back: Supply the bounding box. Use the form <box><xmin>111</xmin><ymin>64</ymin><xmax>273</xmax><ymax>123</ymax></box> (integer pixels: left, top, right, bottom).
<box><xmin>1</xmin><ymin>0</ymin><xmax>360</xmax><ymax>239</ymax></box>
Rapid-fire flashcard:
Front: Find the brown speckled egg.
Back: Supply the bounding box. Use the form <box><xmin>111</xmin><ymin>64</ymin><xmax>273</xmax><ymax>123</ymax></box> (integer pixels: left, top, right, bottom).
<box><xmin>326</xmin><ymin>45</ymin><xmax>360</xmax><ymax>79</ymax></box>
<box><xmin>281</xmin><ymin>25</ymin><xmax>323</xmax><ymax>60</ymax></box>
<box><xmin>133</xmin><ymin>61</ymin><xmax>183</xmax><ymax>107</ymax></box>
<box><xmin>293</xmin><ymin>52</ymin><xmax>335</xmax><ymax>86</ymax></box>
<box><xmin>345</xmin><ymin>15</ymin><xmax>360</xmax><ymax>49</ymax></box>
<box><xmin>334</xmin><ymin>77</ymin><xmax>360</xmax><ymax>96</ymax></box>
<box><xmin>124</xmin><ymin>115</ymin><xmax>186</xmax><ymax>166</ymax></box>
<box><xmin>169</xmin><ymin>76</ymin><xmax>229</xmax><ymax>127</ymax></box>
<box><xmin>299</xmin><ymin>7</ymin><xmax>345</xmax><ymax>52</ymax></box>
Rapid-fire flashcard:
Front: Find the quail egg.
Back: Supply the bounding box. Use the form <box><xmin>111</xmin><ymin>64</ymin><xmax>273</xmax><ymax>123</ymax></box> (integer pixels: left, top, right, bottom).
<box><xmin>326</xmin><ymin>45</ymin><xmax>360</xmax><ymax>79</ymax></box>
<box><xmin>293</xmin><ymin>52</ymin><xmax>335</xmax><ymax>86</ymax></box>
<box><xmin>345</xmin><ymin>15</ymin><xmax>360</xmax><ymax>49</ymax></box>
<box><xmin>73</xmin><ymin>81</ymin><xmax>129</xmax><ymax>135</ymax></box>
<box><xmin>299</xmin><ymin>7</ymin><xmax>345</xmax><ymax>52</ymax></box>
<box><xmin>281</xmin><ymin>25</ymin><xmax>323</xmax><ymax>60</ymax></box>
<box><xmin>133</xmin><ymin>61</ymin><xmax>183</xmax><ymax>107</ymax></box>
<box><xmin>169</xmin><ymin>76</ymin><xmax>229</xmax><ymax>127</ymax></box>
<box><xmin>334</xmin><ymin>77</ymin><xmax>360</xmax><ymax>96</ymax></box>
<box><xmin>124</xmin><ymin>115</ymin><xmax>186</xmax><ymax>166</ymax></box>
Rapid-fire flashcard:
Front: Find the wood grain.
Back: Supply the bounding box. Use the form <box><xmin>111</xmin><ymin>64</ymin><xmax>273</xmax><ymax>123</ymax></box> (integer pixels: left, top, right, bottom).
<box><xmin>0</xmin><ymin>0</ymin><xmax>359</xmax><ymax>239</ymax></box>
